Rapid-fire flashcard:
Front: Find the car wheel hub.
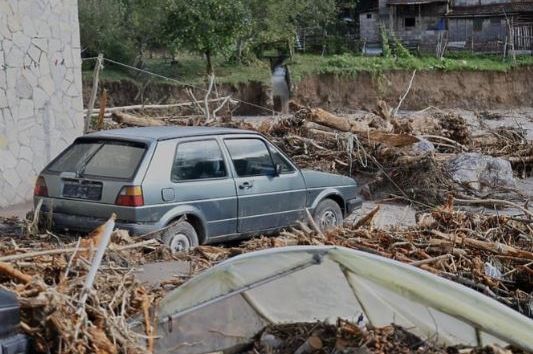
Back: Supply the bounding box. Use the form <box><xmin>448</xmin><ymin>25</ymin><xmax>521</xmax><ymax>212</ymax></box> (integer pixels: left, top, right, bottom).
<box><xmin>168</xmin><ymin>233</ymin><xmax>190</xmax><ymax>252</ymax></box>
<box><xmin>320</xmin><ymin>210</ymin><xmax>338</xmax><ymax>230</ymax></box>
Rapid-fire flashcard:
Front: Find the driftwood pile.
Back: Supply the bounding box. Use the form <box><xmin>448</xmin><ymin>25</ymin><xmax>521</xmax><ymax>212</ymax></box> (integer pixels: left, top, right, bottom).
<box><xmin>0</xmin><ymin>218</ymin><xmax>175</xmax><ymax>354</ymax></box>
<box><xmin>0</xmin><ymin>197</ymin><xmax>531</xmax><ymax>353</ymax></box>
<box><xmin>1</xmin><ymin>102</ymin><xmax>531</xmax><ymax>352</ymax></box>
<box><xmin>253</xmin><ymin>103</ymin><xmax>532</xmax><ymax>204</ymax></box>
<box><xmin>166</xmin><ymin>197</ymin><xmax>533</xmax><ymax>318</ymax></box>
<box><xmin>247</xmin><ymin>320</ymin><xmax>518</xmax><ymax>354</ymax></box>
<box><xmin>107</xmin><ymin>101</ymin><xmax>532</xmax><ymax>206</ymax></box>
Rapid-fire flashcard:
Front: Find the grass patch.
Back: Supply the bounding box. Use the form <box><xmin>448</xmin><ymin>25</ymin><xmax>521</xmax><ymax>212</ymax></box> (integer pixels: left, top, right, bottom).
<box><xmin>83</xmin><ymin>52</ymin><xmax>271</xmax><ymax>87</ymax></box>
<box><xmin>290</xmin><ymin>53</ymin><xmax>533</xmax><ymax>80</ymax></box>
<box><xmin>83</xmin><ymin>52</ymin><xmax>533</xmax><ymax>86</ymax></box>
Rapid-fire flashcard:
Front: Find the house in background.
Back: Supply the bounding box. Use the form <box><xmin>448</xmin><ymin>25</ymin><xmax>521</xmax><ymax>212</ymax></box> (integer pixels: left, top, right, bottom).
<box><xmin>0</xmin><ymin>0</ymin><xmax>83</xmax><ymax>208</ymax></box>
<box><xmin>447</xmin><ymin>1</ymin><xmax>533</xmax><ymax>53</ymax></box>
<box><xmin>358</xmin><ymin>0</ymin><xmax>533</xmax><ymax>54</ymax></box>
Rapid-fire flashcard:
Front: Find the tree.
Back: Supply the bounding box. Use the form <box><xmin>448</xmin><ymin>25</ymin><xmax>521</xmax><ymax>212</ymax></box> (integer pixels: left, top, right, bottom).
<box><xmin>234</xmin><ymin>0</ymin><xmax>339</xmax><ymax>62</ymax></box>
<box><xmin>78</xmin><ymin>0</ymin><xmax>134</xmax><ymax>62</ymax></box>
<box><xmin>164</xmin><ymin>0</ymin><xmax>248</xmax><ymax>74</ymax></box>
<box><xmin>122</xmin><ymin>0</ymin><xmax>166</xmax><ymax>68</ymax></box>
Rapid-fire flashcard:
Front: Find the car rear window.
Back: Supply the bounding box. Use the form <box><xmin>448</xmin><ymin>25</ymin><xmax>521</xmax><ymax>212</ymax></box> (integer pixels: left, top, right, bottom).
<box><xmin>48</xmin><ymin>140</ymin><xmax>146</xmax><ymax>179</ymax></box>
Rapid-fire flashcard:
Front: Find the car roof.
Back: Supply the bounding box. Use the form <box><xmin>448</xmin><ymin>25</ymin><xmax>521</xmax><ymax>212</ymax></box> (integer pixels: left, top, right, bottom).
<box><xmin>85</xmin><ymin>126</ymin><xmax>260</xmax><ymax>142</ymax></box>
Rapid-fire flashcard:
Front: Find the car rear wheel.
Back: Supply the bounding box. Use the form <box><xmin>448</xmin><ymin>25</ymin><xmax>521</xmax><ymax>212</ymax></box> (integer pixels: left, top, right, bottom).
<box><xmin>162</xmin><ymin>221</ymin><xmax>199</xmax><ymax>253</ymax></box>
<box><xmin>313</xmin><ymin>199</ymin><xmax>343</xmax><ymax>232</ymax></box>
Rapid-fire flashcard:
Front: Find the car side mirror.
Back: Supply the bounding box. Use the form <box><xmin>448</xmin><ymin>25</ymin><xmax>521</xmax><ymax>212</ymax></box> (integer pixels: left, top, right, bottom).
<box><xmin>274</xmin><ymin>164</ymin><xmax>282</xmax><ymax>176</ymax></box>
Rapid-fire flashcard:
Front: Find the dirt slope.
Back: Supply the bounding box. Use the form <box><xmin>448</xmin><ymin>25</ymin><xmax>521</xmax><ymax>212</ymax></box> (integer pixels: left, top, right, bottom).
<box><xmin>294</xmin><ymin>68</ymin><xmax>533</xmax><ymax>111</ymax></box>
<box><xmin>84</xmin><ymin>67</ymin><xmax>533</xmax><ymax>114</ymax></box>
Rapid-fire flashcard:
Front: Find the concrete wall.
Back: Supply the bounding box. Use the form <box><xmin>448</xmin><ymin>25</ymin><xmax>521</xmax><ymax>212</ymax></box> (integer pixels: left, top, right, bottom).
<box><xmin>359</xmin><ymin>11</ymin><xmax>381</xmax><ymax>42</ymax></box>
<box><xmin>0</xmin><ymin>0</ymin><xmax>83</xmax><ymax>207</ymax></box>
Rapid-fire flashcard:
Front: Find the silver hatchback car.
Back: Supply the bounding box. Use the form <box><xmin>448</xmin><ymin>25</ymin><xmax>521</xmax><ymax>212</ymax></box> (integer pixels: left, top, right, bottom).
<box><xmin>35</xmin><ymin>126</ymin><xmax>361</xmax><ymax>250</ymax></box>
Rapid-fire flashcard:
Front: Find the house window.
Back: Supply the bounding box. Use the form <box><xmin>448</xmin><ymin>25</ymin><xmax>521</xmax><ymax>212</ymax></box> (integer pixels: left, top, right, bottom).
<box><xmin>473</xmin><ymin>18</ymin><xmax>483</xmax><ymax>32</ymax></box>
<box><xmin>405</xmin><ymin>17</ymin><xmax>416</xmax><ymax>28</ymax></box>
<box><xmin>490</xmin><ymin>17</ymin><xmax>501</xmax><ymax>24</ymax></box>
<box><xmin>367</xmin><ymin>13</ymin><xmax>372</xmax><ymax>19</ymax></box>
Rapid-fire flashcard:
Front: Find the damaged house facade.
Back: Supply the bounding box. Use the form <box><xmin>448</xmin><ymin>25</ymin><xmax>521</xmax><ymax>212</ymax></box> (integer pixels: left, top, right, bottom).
<box><xmin>358</xmin><ymin>0</ymin><xmax>533</xmax><ymax>53</ymax></box>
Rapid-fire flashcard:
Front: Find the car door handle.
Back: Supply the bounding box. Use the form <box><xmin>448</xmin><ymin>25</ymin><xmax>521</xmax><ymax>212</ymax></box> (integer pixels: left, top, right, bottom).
<box><xmin>239</xmin><ymin>181</ymin><xmax>253</xmax><ymax>189</ymax></box>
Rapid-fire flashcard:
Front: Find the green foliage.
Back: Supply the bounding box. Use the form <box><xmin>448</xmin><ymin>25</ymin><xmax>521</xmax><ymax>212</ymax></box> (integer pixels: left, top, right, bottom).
<box><xmin>123</xmin><ymin>0</ymin><xmax>166</xmax><ymax>64</ymax></box>
<box><xmin>79</xmin><ymin>0</ymin><xmax>166</xmax><ymax>65</ymax></box>
<box><xmin>391</xmin><ymin>33</ymin><xmax>413</xmax><ymax>59</ymax></box>
<box><xmin>380</xmin><ymin>28</ymin><xmax>392</xmax><ymax>58</ymax></box>
<box><xmin>79</xmin><ymin>0</ymin><xmax>357</xmax><ymax>68</ymax></box>
<box><xmin>164</xmin><ymin>0</ymin><xmax>248</xmax><ymax>73</ymax></box>
<box><xmin>83</xmin><ymin>53</ymin><xmax>533</xmax><ymax>88</ymax></box>
<box><xmin>232</xmin><ymin>0</ymin><xmax>340</xmax><ymax>62</ymax></box>
<box><xmin>78</xmin><ymin>0</ymin><xmax>135</xmax><ymax>62</ymax></box>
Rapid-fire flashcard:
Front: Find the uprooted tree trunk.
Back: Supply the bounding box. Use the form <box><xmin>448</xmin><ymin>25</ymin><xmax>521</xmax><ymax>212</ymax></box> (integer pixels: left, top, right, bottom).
<box><xmin>111</xmin><ymin>112</ymin><xmax>164</xmax><ymax>127</ymax></box>
<box><xmin>289</xmin><ymin>101</ymin><xmax>419</xmax><ymax>147</ymax></box>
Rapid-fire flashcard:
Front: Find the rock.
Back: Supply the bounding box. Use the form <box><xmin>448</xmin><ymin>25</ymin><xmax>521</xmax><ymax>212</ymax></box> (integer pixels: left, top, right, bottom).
<box><xmin>410</xmin><ymin>137</ymin><xmax>435</xmax><ymax>155</ymax></box>
<box><xmin>447</xmin><ymin>153</ymin><xmax>515</xmax><ymax>191</ymax></box>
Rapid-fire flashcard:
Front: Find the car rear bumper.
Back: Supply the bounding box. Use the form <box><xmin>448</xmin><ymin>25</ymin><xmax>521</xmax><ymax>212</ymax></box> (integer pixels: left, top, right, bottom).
<box><xmin>45</xmin><ymin>211</ymin><xmax>162</xmax><ymax>236</ymax></box>
<box><xmin>346</xmin><ymin>197</ymin><xmax>363</xmax><ymax>215</ymax></box>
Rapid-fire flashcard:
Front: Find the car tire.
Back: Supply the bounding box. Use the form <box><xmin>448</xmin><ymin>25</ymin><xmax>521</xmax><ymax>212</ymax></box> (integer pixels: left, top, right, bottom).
<box><xmin>313</xmin><ymin>199</ymin><xmax>343</xmax><ymax>232</ymax></box>
<box><xmin>162</xmin><ymin>221</ymin><xmax>199</xmax><ymax>253</ymax></box>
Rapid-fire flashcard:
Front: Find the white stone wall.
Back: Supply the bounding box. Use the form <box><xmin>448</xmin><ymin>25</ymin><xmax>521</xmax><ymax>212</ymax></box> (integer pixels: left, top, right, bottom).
<box><xmin>0</xmin><ymin>0</ymin><xmax>83</xmax><ymax>207</ymax></box>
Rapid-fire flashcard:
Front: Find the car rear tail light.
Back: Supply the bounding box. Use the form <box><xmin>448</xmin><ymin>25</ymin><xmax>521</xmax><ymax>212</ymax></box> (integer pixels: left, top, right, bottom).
<box><xmin>116</xmin><ymin>186</ymin><xmax>144</xmax><ymax>206</ymax></box>
<box><xmin>34</xmin><ymin>176</ymin><xmax>48</xmax><ymax>197</ymax></box>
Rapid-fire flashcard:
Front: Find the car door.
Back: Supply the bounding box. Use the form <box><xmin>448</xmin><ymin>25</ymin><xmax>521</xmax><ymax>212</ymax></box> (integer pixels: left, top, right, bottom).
<box><xmin>170</xmin><ymin>138</ymin><xmax>238</xmax><ymax>237</ymax></box>
<box><xmin>143</xmin><ymin>138</ymin><xmax>238</xmax><ymax>238</ymax></box>
<box><xmin>223</xmin><ymin>137</ymin><xmax>306</xmax><ymax>233</ymax></box>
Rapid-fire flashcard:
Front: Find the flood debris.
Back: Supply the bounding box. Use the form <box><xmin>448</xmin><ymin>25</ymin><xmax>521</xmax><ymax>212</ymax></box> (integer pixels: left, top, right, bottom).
<box><xmin>1</xmin><ymin>101</ymin><xmax>531</xmax><ymax>353</ymax></box>
<box><xmin>104</xmin><ymin>101</ymin><xmax>533</xmax><ymax>205</ymax></box>
<box><xmin>0</xmin><ymin>216</ymin><xmax>175</xmax><ymax>354</ymax></box>
<box><xmin>151</xmin><ymin>245</ymin><xmax>533</xmax><ymax>354</ymax></box>
<box><xmin>249</xmin><ymin>320</ymin><xmax>521</xmax><ymax>354</ymax></box>
<box><xmin>0</xmin><ymin>197</ymin><xmax>531</xmax><ymax>353</ymax></box>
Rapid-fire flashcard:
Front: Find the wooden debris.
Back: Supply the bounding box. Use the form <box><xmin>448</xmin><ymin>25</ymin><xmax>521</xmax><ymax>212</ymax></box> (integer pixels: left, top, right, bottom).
<box><xmin>111</xmin><ymin>112</ymin><xmax>164</xmax><ymax>127</ymax></box>
<box><xmin>0</xmin><ymin>261</ymin><xmax>32</xmax><ymax>283</ymax></box>
<box><xmin>247</xmin><ymin>319</ymin><xmax>520</xmax><ymax>354</ymax></box>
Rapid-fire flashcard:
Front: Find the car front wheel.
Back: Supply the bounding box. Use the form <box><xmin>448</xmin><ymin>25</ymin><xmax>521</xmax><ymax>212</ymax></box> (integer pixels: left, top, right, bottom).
<box><xmin>162</xmin><ymin>221</ymin><xmax>199</xmax><ymax>253</ymax></box>
<box><xmin>313</xmin><ymin>199</ymin><xmax>343</xmax><ymax>232</ymax></box>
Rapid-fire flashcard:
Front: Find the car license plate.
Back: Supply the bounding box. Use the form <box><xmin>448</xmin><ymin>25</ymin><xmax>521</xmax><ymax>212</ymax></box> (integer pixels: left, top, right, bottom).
<box><xmin>62</xmin><ymin>180</ymin><xmax>102</xmax><ymax>200</ymax></box>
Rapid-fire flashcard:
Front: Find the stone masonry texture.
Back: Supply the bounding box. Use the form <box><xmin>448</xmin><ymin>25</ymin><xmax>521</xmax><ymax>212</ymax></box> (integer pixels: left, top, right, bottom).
<box><xmin>0</xmin><ymin>0</ymin><xmax>83</xmax><ymax>207</ymax></box>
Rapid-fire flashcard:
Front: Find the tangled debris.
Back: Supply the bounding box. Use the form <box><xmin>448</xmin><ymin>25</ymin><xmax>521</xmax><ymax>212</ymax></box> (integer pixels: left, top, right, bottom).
<box><xmin>0</xmin><ymin>197</ymin><xmax>531</xmax><ymax>353</ymax></box>
<box><xmin>246</xmin><ymin>320</ymin><xmax>522</xmax><ymax>354</ymax></box>
<box><xmin>168</xmin><ymin>197</ymin><xmax>533</xmax><ymax>318</ymax></box>
<box><xmin>0</xmin><ymin>218</ymin><xmax>175</xmax><ymax>354</ymax></box>
<box><xmin>103</xmin><ymin>101</ymin><xmax>533</xmax><ymax>205</ymax></box>
<box><xmin>1</xmin><ymin>103</ymin><xmax>531</xmax><ymax>353</ymax></box>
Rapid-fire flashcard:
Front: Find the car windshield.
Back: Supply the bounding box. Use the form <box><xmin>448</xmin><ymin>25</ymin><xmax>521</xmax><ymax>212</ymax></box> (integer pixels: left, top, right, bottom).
<box><xmin>48</xmin><ymin>140</ymin><xmax>146</xmax><ymax>179</ymax></box>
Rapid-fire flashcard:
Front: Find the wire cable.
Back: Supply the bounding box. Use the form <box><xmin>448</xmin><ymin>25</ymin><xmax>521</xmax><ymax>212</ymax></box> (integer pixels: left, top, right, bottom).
<box><xmin>101</xmin><ymin>57</ymin><xmax>276</xmax><ymax>115</ymax></box>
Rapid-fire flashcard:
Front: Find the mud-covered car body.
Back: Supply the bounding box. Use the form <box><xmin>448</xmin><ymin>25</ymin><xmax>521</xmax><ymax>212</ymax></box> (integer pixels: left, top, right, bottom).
<box><xmin>35</xmin><ymin>127</ymin><xmax>361</xmax><ymax>243</ymax></box>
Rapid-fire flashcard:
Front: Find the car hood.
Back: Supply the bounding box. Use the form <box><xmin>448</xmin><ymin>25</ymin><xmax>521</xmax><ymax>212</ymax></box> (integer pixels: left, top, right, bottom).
<box><xmin>300</xmin><ymin>169</ymin><xmax>356</xmax><ymax>188</ymax></box>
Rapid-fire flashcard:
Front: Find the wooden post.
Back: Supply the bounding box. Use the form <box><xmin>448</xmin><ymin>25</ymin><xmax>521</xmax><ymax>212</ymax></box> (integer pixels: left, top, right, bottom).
<box><xmin>96</xmin><ymin>89</ymin><xmax>108</xmax><ymax>131</ymax></box>
<box><xmin>84</xmin><ymin>53</ymin><xmax>103</xmax><ymax>134</ymax></box>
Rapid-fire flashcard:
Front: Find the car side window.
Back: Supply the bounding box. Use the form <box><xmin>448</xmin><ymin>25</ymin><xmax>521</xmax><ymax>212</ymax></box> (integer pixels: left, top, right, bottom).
<box><xmin>268</xmin><ymin>143</ymin><xmax>295</xmax><ymax>173</ymax></box>
<box><xmin>171</xmin><ymin>140</ymin><xmax>227</xmax><ymax>182</ymax></box>
<box><xmin>225</xmin><ymin>139</ymin><xmax>275</xmax><ymax>177</ymax></box>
